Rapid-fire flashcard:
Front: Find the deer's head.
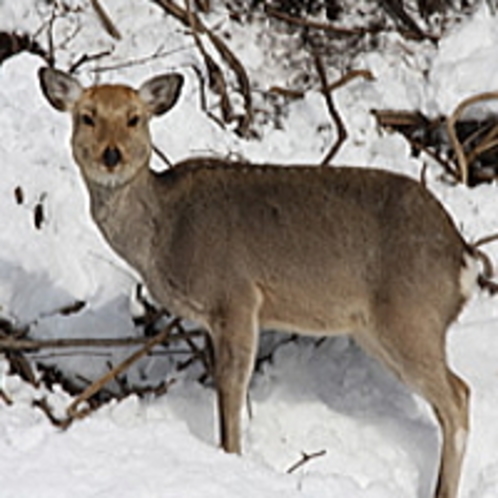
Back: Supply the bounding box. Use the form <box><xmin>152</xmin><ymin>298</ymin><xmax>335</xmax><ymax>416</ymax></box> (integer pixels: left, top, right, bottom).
<box><xmin>39</xmin><ymin>67</ymin><xmax>183</xmax><ymax>188</ymax></box>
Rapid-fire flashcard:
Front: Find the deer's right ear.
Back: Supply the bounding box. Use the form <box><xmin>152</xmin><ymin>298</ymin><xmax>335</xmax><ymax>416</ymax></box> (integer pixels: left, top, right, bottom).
<box><xmin>38</xmin><ymin>67</ymin><xmax>83</xmax><ymax>112</ymax></box>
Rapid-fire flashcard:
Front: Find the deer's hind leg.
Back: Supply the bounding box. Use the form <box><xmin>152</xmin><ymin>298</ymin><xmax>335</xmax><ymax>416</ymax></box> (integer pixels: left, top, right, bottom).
<box><xmin>208</xmin><ymin>284</ymin><xmax>262</xmax><ymax>454</ymax></box>
<box><xmin>358</xmin><ymin>304</ymin><xmax>469</xmax><ymax>498</ymax></box>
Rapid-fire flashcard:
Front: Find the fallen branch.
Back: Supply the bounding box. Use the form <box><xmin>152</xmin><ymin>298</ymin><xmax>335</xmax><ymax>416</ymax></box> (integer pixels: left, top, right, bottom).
<box><xmin>0</xmin><ymin>329</ymin><xmax>204</xmax><ymax>352</ymax></box>
<box><xmin>66</xmin><ymin>318</ymin><xmax>182</xmax><ymax>418</ymax></box>
<box><xmin>286</xmin><ymin>449</ymin><xmax>327</xmax><ymax>474</ymax></box>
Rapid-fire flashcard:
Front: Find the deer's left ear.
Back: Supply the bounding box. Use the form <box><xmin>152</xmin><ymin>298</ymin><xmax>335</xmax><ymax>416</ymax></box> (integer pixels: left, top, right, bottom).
<box><xmin>138</xmin><ymin>73</ymin><xmax>184</xmax><ymax>116</ymax></box>
<box><xmin>39</xmin><ymin>67</ymin><xmax>83</xmax><ymax>112</ymax></box>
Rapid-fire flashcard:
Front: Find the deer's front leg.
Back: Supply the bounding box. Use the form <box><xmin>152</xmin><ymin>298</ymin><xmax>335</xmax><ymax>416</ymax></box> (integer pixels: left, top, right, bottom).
<box><xmin>210</xmin><ymin>292</ymin><xmax>260</xmax><ymax>454</ymax></box>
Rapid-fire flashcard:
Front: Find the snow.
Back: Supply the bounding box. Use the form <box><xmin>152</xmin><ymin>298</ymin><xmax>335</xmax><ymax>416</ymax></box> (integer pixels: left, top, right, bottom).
<box><xmin>1</xmin><ymin>1</ymin><xmax>498</xmax><ymax>497</ymax></box>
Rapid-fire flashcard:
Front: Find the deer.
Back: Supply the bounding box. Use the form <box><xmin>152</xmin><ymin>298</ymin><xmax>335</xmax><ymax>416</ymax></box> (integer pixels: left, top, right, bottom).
<box><xmin>39</xmin><ymin>66</ymin><xmax>478</xmax><ymax>498</ymax></box>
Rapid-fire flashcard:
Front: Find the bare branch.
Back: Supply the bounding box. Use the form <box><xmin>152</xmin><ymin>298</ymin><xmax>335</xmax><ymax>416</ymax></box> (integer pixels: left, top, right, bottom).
<box><xmin>447</xmin><ymin>91</ymin><xmax>498</xmax><ymax>185</ymax></box>
<box><xmin>90</xmin><ymin>0</ymin><xmax>121</xmax><ymax>40</ymax></box>
<box><xmin>152</xmin><ymin>0</ymin><xmax>254</xmax><ymax>136</ymax></box>
<box><xmin>473</xmin><ymin>232</ymin><xmax>498</xmax><ymax>249</ymax></box>
<box><xmin>286</xmin><ymin>449</ymin><xmax>327</xmax><ymax>474</ymax></box>
<box><xmin>313</xmin><ymin>54</ymin><xmax>347</xmax><ymax>165</ymax></box>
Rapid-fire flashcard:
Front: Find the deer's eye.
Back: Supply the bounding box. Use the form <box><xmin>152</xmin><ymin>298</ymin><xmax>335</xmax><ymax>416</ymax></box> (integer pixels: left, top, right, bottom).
<box><xmin>81</xmin><ymin>114</ymin><xmax>95</xmax><ymax>127</ymax></box>
<box><xmin>127</xmin><ymin>115</ymin><xmax>140</xmax><ymax>127</ymax></box>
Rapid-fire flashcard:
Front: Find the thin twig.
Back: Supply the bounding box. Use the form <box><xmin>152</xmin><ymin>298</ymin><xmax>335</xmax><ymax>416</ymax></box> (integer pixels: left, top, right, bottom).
<box><xmin>286</xmin><ymin>449</ymin><xmax>327</xmax><ymax>474</ymax></box>
<box><xmin>376</xmin><ymin>0</ymin><xmax>433</xmax><ymax>41</ymax></box>
<box><xmin>68</xmin><ymin>49</ymin><xmax>113</xmax><ymax>74</ymax></box>
<box><xmin>33</xmin><ymin>398</ymin><xmax>73</xmax><ymax>429</ymax></box>
<box><xmin>153</xmin><ymin>144</ymin><xmax>173</xmax><ymax>167</ymax></box>
<box><xmin>268</xmin><ymin>70</ymin><xmax>374</xmax><ymax>101</ymax></box>
<box><xmin>267</xmin><ymin>86</ymin><xmax>306</xmax><ymax>100</ymax></box>
<box><xmin>313</xmin><ymin>54</ymin><xmax>347</xmax><ymax>165</ymax></box>
<box><xmin>0</xmin><ymin>389</ymin><xmax>13</xmax><ymax>406</ymax></box>
<box><xmin>265</xmin><ymin>6</ymin><xmax>376</xmax><ymax>37</ymax></box>
<box><xmin>186</xmin><ymin>0</ymin><xmax>233</xmax><ymax>123</ymax></box>
<box><xmin>91</xmin><ymin>45</ymin><xmax>191</xmax><ymax>73</ymax></box>
<box><xmin>473</xmin><ymin>232</ymin><xmax>498</xmax><ymax>249</ymax></box>
<box><xmin>404</xmin><ymin>136</ymin><xmax>459</xmax><ymax>179</ymax></box>
<box><xmin>325</xmin><ymin>69</ymin><xmax>375</xmax><ymax>93</ymax></box>
<box><xmin>90</xmin><ymin>0</ymin><xmax>121</xmax><ymax>40</ymax></box>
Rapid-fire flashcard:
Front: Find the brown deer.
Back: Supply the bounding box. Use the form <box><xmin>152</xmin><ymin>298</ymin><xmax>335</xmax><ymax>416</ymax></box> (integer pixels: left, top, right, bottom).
<box><xmin>39</xmin><ymin>66</ymin><xmax>477</xmax><ymax>498</ymax></box>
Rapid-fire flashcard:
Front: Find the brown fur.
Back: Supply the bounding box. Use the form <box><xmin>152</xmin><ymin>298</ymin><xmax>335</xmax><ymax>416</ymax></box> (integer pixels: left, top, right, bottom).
<box><xmin>39</xmin><ymin>67</ymin><xmax>475</xmax><ymax>498</ymax></box>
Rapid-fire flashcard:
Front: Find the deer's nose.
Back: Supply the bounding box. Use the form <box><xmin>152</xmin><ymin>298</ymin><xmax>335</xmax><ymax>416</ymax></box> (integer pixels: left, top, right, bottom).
<box><xmin>102</xmin><ymin>146</ymin><xmax>122</xmax><ymax>168</ymax></box>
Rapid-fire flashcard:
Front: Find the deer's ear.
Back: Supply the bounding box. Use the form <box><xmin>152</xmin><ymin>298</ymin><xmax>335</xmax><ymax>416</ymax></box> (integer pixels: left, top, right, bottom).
<box><xmin>138</xmin><ymin>73</ymin><xmax>184</xmax><ymax>116</ymax></box>
<box><xmin>39</xmin><ymin>67</ymin><xmax>83</xmax><ymax>112</ymax></box>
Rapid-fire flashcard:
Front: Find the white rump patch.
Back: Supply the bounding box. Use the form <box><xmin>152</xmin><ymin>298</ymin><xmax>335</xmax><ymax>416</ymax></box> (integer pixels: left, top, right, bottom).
<box><xmin>460</xmin><ymin>252</ymin><xmax>479</xmax><ymax>300</ymax></box>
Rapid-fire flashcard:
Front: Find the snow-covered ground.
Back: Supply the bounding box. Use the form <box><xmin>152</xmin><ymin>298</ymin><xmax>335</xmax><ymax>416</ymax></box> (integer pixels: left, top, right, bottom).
<box><xmin>1</xmin><ymin>1</ymin><xmax>498</xmax><ymax>497</ymax></box>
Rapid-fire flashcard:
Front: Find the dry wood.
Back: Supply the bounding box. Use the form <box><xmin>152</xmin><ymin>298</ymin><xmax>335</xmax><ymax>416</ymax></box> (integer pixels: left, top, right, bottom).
<box><xmin>313</xmin><ymin>54</ymin><xmax>347</xmax><ymax>165</ymax></box>
<box><xmin>447</xmin><ymin>91</ymin><xmax>498</xmax><ymax>185</ymax></box>
<box><xmin>89</xmin><ymin>0</ymin><xmax>121</xmax><ymax>40</ymax></box>
<box><xmin>286</xmin><ymin>449</ymin><xmax>327</xmax><ymax>474</ymax></box>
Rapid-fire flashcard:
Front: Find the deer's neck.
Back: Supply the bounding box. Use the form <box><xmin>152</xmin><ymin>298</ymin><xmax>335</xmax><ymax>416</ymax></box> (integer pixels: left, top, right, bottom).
<box><xmin>85</xmin><ymin>167</ymin><xmax>166</xmax><ymax>276</ymax></box>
